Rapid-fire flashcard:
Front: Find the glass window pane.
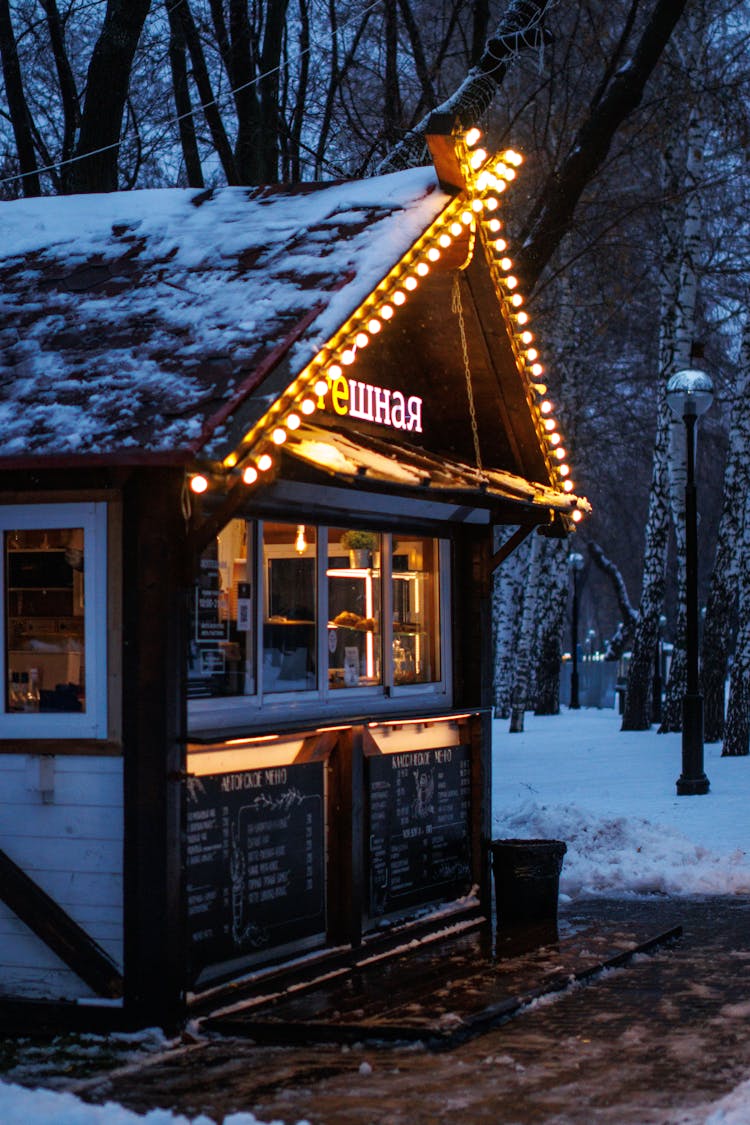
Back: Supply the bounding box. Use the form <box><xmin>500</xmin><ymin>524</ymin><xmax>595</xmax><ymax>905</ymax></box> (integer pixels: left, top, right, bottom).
<box><xmin>5</xmin><ymin>527</ymin><xmax>86</xmax><ymax>713</ymax></box>
<box><xmin>263</xmin><ymin>523</ymin><xmax>317</xmax><ymax>693</ymax></box>
<box><xmin>392</xmin><ymin>536</ymin><xmax>440</xmax><ymax>684</ymax></box>
<box><xmin>327</xmin><ymin>529</ymin><xmax>382</xmax><ymax>689</ymax></box>
<box><xmin>189</xmin><ymin>519</ymin><xmax>255</xmax><ymax>698</ymax></box>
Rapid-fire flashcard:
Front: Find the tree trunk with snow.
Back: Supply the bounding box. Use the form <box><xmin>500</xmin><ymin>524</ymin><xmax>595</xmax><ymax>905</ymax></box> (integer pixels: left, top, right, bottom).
<box><xmin>509</xmin><ymin>532</ymin><xmax>543</xmax><ymax>732</ymax></box>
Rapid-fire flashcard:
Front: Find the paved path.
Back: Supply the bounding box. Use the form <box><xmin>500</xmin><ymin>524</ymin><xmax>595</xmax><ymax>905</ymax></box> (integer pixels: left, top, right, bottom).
<box><xmin>69</xmin><ymin>896</ymin><xmax>750</xmax><ymax>1124</ymax></box>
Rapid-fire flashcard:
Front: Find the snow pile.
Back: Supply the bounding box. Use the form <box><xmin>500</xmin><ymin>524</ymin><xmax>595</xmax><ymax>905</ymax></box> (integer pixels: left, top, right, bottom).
<box><xmin>492</xmin><ymin>707</ymin><xmax>750</xmax><ymax>899</ymax></box>
<box><xmin>0</xmin><ymin>1080</ymin><xmax>310</xmax><ymax>1125</ymax></box>
<box><xmin>704</xmin><ymin>1077</ymin><xmax>750</xmax><ymax>1124</ymax></box>
<box><xmin>496</xmin><ymin>799</ymin><xmax>750</xmax><ymax>898</ymax></box>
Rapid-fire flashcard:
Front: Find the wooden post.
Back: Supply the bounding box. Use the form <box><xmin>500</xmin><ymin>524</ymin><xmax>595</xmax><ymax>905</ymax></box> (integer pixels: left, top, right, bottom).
<box><xmin>121</xmin><ymin>468</ymin><xmax>188</xmax><ymax>1030</ymax></box>
<box><xmin>326</xmin><ymin>726</ymin><xmax>363</xmax><ymax>948</ymax></box>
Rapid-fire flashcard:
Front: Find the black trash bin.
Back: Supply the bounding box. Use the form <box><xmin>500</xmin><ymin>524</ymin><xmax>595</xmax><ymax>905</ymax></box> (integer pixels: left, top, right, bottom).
<box><xmin>491</xmin><ymin>838</ymin><xmax>567</xmax><ymax>930</ymax></box>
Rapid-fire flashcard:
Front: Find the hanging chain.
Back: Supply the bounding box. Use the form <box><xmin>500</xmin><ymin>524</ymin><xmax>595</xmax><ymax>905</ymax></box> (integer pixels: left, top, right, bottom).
<box><xmin>452</xmin><ymin>272</ymin><xmax>484</xmax><ymax>479</ymax></box>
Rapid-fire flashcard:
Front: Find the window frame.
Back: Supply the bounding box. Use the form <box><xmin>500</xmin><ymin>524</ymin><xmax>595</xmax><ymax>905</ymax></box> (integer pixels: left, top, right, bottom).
<box><xmin>0</xmin><ymin>502</ymin><xmax>108</xmax><ymax>740</ymax></box>
<box><xmin>188</xmin><ymin>522</ymin><xmax>451</xmax><ymax>734</ymax></box>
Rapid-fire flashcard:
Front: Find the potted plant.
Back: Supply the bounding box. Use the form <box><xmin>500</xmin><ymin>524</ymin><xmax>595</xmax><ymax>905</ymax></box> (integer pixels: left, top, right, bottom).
<box><xmin>340</xmin><ymin>529</ymin><xmax>377</xmax><ymax>568</ymax></box>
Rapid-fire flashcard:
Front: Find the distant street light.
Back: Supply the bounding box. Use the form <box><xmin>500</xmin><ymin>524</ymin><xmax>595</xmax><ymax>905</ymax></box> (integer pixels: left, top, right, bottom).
<box><xmin>666</xmin><ymin>368</ymin><xmax>714</xmax><ymax>796</ymax></box>
<box><xmin>651</xmin><ymin>613</ymin><xmax>667</xmax><ymax>725</ymax></box>
<box><xmin>568</xmin><ymin>552</ymin><xmax>584</xmax><ymax>710</ymax></box>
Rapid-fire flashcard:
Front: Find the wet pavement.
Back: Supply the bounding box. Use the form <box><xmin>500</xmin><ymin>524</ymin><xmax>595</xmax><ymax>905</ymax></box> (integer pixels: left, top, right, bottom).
<box><xmin>62</xmin><ymin>896</ymin><xmax>750</xmax><ymax>1124</ymax></box>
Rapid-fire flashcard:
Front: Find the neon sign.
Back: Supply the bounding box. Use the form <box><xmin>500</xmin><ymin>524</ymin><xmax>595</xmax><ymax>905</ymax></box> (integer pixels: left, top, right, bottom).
<box><xmin>320</xmin><ymin>375</ymin><xmax>423</xmax><ymax>434</ymax></box>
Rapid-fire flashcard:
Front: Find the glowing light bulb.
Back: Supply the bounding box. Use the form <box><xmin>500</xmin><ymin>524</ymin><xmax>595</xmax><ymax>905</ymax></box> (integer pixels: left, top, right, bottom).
<box><xmin>367</xmin><ymin>318</ymin><xmax>381</xmax><ymax>334</ymax></box>
<box><xmin>516</xmin><ymin>310</ymin><xmax>529</xmax><ymax>325</ymax></box>
<box><xmin>471</xmin><ymin>198</ymin><xmax>484</xmax><ymax>213</ymax></box>
<box><xmin>341</xmin><ymin>348</ymin><xmax>356</xmax><ymax>365</ymax></box>
<box><xmin>404</xmin><ymin>276</ymin><xmax>418</xmax><ymax>290</ymax></box>
<box><xmin>461</xmin><ymin>210</ymin><xmax>473</xmax><ymax>225</ymax></box>
<box><xmin>438</xmin><ymin>233</ymin><xmax>452</xmax><ymax>248</ymax></box>
<box><xmin>301</xmin><ymin>398</ymin><xmax>316</xmax><ymax>415</ymax></box>
<box><xmin>494</xmin><ymin>238</ymin><xmax>508</xmax><ymax>252</ymax></box>
<box><xmin>314</xmin><ymin>379</ymin><xmax>328</xmax><ymax>397</ymax></box>
<box><xmin>487</xmin><ymin>218</ymin><xmax>501</xmax><ymax>232</ymax></box>
<box><xmin>190</xmin><ymin>474</ymin><xmax>208</xmax><ymax>494</ymax></box>
<box><xmin>526</xmin><ymin>347</ymin><xmax>538</xmax><ymax>360</ymax></box>
<box><xmin>502</xmin><ymin>167</ymin><xmax>517</xmax><ymax>181</ymax></box>
<box><xmin>380</xmin><ymin>304</ymin><xmax>394</xmax><ymax>319</ymax></box>
<box><xmin>503</xmin><ymin>149</ymin><xmax>523</xmax><ymax>166</ymax></box>
<box><xmin>427</xmin><ymin>247</ymin><xmax>441</xmax><ymax>261</ymax></box>
<box><xmin>506</xmin><ymin>275</ymin><xmax>518</xmax><ymax>289</ymax></box>
<box><xmin>572</xmin><ymin>509</ymin><xmax>583</xmax><ymax>523</ymax></box>
<box><xmin>272</xmin><ymin>427</ymin><xmax>286</xmax><ymax>445</ymax></box>
<box><xmin>555</xmin><ymin>447</ymin><xmax>566</xmax><ymax>460</ymax></box>
<box><xmin>287</xmin><ymin>413</ymin><xmax>300</xmax><ymax>430</ymax></box>
<box><xmin>258</xmin><ymin>453</ymin><xmax>273</xmax><ymax>472</ymax></box>
<box><xmin>549</xmin><ymin>432</ymin><xmax>561</xmax><ymax>446</ymax></box>
<box><xmin>470</xmin><ymin>148</ymin><xmax>487</xmax><ymax>169</ymax></box>
<box><xmin>563</xmin><ymin>480</ymin><xmax>574</xmax><ymax>492</ymax></box>
<box><xmin>295</xmin><ymin>525</ymin><xmax>307</xmax><ymax>554</ymax></box>
<box><xmin>485</xmin><ymin>196</ymin><xmax>499</xmax><ymax>212</ymax></box>
<box><xmin>465</xmin><ymin>127</ymin><xmax>482</xmax><ymax>148</ymax></box>
<box><xmin>559</xmin><ymin>464</ymin><xmax>570</xmax><ymax>477</ymax></box>
<box><xmin>521</xmin><ymin>331</ymin><xmax>533</xmax><ymax>344</ymax></box>
<box><xmin>531</xmin><ymin>362</ymin><xmax>544</xmax><ymax>377</ymax></box>
<box><xmin>393</xmin><ymin>290</ymin><xmax>406</xmax><ymax>305</ymax></box>
<box><xmin>353</xmin><ymin>332</ymin><xmax>367</xmax><ymax>349</ymax></box>
<box><xmin>500</xmin><ymin>257</ymin><xmax>513</xmax><ymax>271</ymax></box>
<box><xmin>328</xmin><ymin>363</ymin><xmax>342</xmax><ymax>379</ymax></box>
<box><xmin>450</xmin><ymin>221</ymin><xmax>463</xmax><ymax>237</ymax></box>
<box><xmin>511</xmin><ymin>294</ymin><xmax>523</xmax><ymax>307</ymax></box>
<box><xmin>416</xmin><ymin>262</ymin><xmax>429</xmax><ymax>276</ymax></box>
<box><xmin>540</xmin><ymin>400</ymin><xmax>553</xmax><ymax>414</ymax></box>
<box><xmin>544</xmin><ymin>418</ymin><xmax>556</xmax><ymax>432</ymax></box>
<box><xmin>242</xmin><ymin>465</ymin><xmax>258</xmax><ymax>485</ymax></box>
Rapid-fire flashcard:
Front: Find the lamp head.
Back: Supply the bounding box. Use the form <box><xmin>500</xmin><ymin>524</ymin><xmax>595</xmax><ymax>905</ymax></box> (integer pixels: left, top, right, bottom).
<box><xmin>568</xmin><ymin>552</ymin><xmax>584</xmax><ymax>572</ymax></box>
<box><xmin>666</xmin><ymin>369</ymin><xmax>714</xmax><ymax>419</ymax></box>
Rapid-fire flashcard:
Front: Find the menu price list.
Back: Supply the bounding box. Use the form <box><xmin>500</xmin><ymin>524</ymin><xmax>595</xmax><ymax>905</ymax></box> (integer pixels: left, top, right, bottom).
<box><xmin>367</xmin><ymin>744</ymin><xmax>471</xmax><ymax>918</ymax></box>
<box><xmin>186</xmin><ymin>762</ymin><xmax>325</xmax><ymax>979</ymax></box>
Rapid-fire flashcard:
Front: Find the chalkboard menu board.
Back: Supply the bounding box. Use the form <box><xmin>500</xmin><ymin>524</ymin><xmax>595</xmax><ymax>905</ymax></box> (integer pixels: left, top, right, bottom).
<box><xmin>367</xmin><ymin>744</ymin><xmax>471</xmax><ymax>918</ymax></box>
<box><xmin>186</xmin><ymin>761</ymin><xmax>325</xmax><ymax>980</ymax></box>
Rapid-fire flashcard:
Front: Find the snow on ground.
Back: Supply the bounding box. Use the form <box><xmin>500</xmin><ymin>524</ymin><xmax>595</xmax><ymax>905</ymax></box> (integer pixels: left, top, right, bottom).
<box><xmin>492</xmin><ymin>705</ymin><xmax>750</xmax><ymax>899</ymax></box>
<box><xmin>3</xmin><ymin>705</ymin><xmax>750</xmax><ymax>1124</ymax></box>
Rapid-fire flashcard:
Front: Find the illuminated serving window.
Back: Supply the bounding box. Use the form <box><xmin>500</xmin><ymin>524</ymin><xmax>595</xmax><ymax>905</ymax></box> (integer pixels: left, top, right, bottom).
<box><xmin>0</xmin><ymin>503</ymin><xmax>107</xmax><ymax>739</ymax></box>
<box><xmin>188</xmin><ymin>520</ymin><xmax>448</xmax><ymax>727</ymax></box>
<box><xmin>327</xmin><ymin>529</ymin><xmax>382</xmax><ymax>689</ymax></box>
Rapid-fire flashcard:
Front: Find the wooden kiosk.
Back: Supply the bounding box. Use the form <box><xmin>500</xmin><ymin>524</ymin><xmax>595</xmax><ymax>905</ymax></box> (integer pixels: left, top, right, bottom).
<box><xmin>0</xmin><ymin>120</ymin><xmax>588</xmax><ymax>1029</ymax></box>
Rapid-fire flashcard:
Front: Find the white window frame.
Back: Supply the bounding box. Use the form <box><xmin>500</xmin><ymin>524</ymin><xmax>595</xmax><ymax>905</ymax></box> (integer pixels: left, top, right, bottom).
<box><xmin>0</xmin><ymin>502</ymin><xmax>108</xmax><ymax>740</ymax></box>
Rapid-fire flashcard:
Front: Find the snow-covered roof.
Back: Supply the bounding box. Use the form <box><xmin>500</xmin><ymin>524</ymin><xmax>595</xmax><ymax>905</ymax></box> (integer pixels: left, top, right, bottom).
<box><xmin>0</xmin><ymin>169</ymin><xmax>447</xmax><ymax>460</ymax></box>
<box><xmin>0</xmin><ymin>125</ymin><xmax>589</xmax><ymax>524</ymax></box>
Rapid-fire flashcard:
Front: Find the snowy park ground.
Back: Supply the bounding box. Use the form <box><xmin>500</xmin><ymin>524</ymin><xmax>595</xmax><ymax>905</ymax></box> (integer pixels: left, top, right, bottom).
<box><xmin>3</xmin><ymin>705</ymin><xmax>750</xmax><ymax>1124</ymax></box>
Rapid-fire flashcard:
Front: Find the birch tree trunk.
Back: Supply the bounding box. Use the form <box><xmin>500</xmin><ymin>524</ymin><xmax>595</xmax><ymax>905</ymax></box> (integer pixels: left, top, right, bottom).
<box><xmin>509</xmin><ymin>532</ymin><xmax>543</xmax><ymax>732</ymax></box>
<box><xmin>659</xmin><ymin>103</ymin><xmax>709</xmax><ymax>733</ymax></box>
<box><xmin>492</xmin><ymin>530</ymin><xmax>529</xmax><ymax>719</ymax></box>
<box><xmin>701</xmin><ymin>323</ymin><xmax>750</xmax><ymax>741</ymax></box>
<box><xmin>534</xmin><ymin>537</ymin><xmax>569</xmax><ymax>715</ymax></box>
<box><xmin>722</xmin><ymin>490</ymin><xmax>750</xmax><ymax>756</ymax></box>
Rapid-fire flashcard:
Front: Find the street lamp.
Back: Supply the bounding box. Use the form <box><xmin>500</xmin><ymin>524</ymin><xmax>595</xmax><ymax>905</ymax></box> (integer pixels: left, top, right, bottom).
<box><xmin>568</xmin><ymin>552</ymin><xmax>584</xmax><ymax>710</ymax></box>
<box><xmin>666</xmin><ymin>368</ymin><xmax>714</xmax><ymax>796</ymax></box>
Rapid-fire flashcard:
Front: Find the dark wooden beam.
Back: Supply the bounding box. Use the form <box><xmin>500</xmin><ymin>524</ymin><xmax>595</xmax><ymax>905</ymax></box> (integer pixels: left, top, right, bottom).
<box><xmin>121</xmin><ymin>467</ymin><xmax>188</xmax><ymax>1030</ymax></box>
<box><xmin>490</xmin><ymin>524</ymin><xmax>535</xmax><ymax>573</ymax></box>
<box><xmin>0</xmin><ymin>848</ymin><xmax>122</xmax><ymax>998</ymax></box>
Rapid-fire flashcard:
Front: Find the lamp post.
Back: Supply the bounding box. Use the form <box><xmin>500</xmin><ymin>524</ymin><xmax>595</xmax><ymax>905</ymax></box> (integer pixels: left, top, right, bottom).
<box><xmin>666</xmin><ymin>368</ymin><xmax>714</xmax><ymax>796</ymax></box>
<box><xmin>568</xmin><ymin>552</ymin><xmax>584</xmax><ymax>710</ymax></box>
